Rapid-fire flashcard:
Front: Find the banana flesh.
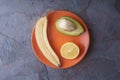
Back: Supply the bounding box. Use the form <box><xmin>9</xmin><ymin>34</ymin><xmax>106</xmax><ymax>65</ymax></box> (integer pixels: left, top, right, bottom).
<box><xmin>35</xmin><ymin>16</ymin><xmax>61</xmax><ymax>67</ymax></box>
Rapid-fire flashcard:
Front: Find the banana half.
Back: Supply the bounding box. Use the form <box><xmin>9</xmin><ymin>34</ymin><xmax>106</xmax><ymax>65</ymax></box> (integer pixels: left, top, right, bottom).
<box><xmin>35</xmin><ymin>16</ymin><xmax>61</xmax><ymax>67</ymax></box>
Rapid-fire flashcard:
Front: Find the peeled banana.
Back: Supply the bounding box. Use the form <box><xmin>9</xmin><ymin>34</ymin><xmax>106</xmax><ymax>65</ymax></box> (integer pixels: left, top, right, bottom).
<box><xmin>35</xmin><ymin>16</ymin><xmax>61</xmax><ymax>67</ymax></box>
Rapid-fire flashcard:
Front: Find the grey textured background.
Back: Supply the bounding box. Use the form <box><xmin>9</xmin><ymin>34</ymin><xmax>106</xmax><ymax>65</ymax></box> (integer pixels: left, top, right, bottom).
<box><xmin>0</xmin><ymin>0</ymin><xmax>120</xmax><ymax>80</ymax></box>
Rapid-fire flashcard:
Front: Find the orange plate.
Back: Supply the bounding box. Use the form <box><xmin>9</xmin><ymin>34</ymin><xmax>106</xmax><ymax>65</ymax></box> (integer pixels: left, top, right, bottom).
<box><xmin>31</xmin><ymin>10</ymin><xmax>90</xmax><ymax>69</ymax></box>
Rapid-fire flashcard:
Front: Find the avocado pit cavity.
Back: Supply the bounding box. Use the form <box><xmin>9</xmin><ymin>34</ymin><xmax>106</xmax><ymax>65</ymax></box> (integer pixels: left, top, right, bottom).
<box><xmin>58</xmin><ymin>18</ymin><xmax>76</xmax><ymax>32</ymax></box>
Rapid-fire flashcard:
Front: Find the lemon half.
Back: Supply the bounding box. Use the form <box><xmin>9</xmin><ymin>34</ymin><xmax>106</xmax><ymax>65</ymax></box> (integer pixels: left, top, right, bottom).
<box><xmin>60</xmin><ymin>42</ymin><xmax>80</xmax><ymax>59</ymax></box>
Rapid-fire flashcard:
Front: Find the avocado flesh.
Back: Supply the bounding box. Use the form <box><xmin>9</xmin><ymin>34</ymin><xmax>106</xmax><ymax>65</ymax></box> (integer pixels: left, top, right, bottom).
<box><xmin>55</xmin><ymin>16</ymin><xmax>84</xmax><ymax>36</ymax></box>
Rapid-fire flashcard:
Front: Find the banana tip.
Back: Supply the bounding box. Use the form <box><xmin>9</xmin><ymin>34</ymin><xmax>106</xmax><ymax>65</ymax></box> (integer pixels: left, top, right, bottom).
<box><xmin>57</xmin><ymin>64</ymin><xmax>61</xmax><ymax>67</ymax></box>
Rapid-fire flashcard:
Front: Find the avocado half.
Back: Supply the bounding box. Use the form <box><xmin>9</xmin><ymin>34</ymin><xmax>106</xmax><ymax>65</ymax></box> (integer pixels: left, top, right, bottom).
<box><xmin>55</xmin><ymin>16</ymin><xmax>84</xmax><ymax>36</ymax></box>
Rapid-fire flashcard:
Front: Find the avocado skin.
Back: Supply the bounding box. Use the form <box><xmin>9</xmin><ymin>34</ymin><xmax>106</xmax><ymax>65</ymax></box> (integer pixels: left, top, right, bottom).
<box><xmin>55</xmin><ymin>16</ymin><xmax>84</xmax><ymax>36</ymax></box>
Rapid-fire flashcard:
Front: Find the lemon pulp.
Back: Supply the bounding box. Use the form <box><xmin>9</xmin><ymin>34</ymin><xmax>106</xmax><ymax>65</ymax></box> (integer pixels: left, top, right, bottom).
<box><xmin>60</xmin><ymin>42</ymin><xmax>80</xmax><ymax>59</ymax></box>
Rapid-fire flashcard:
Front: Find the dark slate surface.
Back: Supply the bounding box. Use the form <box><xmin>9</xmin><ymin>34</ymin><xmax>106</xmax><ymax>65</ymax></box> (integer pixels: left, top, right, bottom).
<box><xmin>0</xmin><ymin>0</ymin><xmax>120</xmax><ymax>80</ymax></box>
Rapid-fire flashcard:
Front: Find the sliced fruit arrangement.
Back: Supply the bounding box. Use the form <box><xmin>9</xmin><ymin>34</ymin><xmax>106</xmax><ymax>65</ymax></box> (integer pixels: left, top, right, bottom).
<box><xmin>60</xmin><ymin>42</ymin><xmax>80</xmax><ymax>59</ymax></box>
<box><xmin>35</xmin><ymin>16</ymin><xmax>61</xmax><ymax>67</ymax></box>
<box><xmin>55</xmin><ymin>16</ymin><xmax>84</xmax><ymax>36</ymax></box>
<box><xmin>32</xmin><ymin>11</ymin><xmax>90</xmax><ymax>68</ymax></box>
